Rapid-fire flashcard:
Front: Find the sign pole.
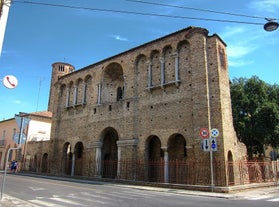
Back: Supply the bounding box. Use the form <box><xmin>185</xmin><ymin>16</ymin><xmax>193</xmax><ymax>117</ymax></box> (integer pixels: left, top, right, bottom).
<box><xmin>210</xmin><ymin>141</ymin><xmax>214</xmax><ymax>192</ymax></box>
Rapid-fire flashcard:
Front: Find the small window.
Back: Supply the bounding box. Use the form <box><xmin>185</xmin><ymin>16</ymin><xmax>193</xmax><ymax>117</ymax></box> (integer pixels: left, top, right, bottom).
<box><xmin>117</xmin><ymin>87</ymin><xmax>123</xmax><ymax>101</ymax></box>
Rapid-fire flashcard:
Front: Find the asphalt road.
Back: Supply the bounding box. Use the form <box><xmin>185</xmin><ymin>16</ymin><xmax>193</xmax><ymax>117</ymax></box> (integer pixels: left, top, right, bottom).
<box><xmin>1</xmin><ymin>174</ymin><xmax>279</xmax><ymax>207</ymax></box>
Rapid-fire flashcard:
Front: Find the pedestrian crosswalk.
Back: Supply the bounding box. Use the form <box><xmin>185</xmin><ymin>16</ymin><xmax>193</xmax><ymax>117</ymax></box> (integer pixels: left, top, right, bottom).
<box><xmin>22</xmin><ymin>189</ymin><xmax>173</xmax><ymax>207</ymax></box>
<box><xmin>4</xmin><ymin>189</ymin><xmax>279</xmax><ymax>207</ymax></box>
<box><xmin>241</xmin><ymin>195</ymin><xmax>279</xmax><ymax>202</ymax></box>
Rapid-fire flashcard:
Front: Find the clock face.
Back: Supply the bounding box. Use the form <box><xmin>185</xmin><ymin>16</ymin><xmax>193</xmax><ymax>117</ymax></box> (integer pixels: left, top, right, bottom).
<box><xmin>2</xmin><ymin>75</ymin><xmax>18</xmax><ymax>89</ymax></box>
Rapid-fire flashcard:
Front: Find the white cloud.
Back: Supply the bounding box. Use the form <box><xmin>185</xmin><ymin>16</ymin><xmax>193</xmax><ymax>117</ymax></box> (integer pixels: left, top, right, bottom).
<box><xmin>13</xmin><ymin>100</ymin><xmax>22</xmax><ymax>105</ymax></box>
<box><xmin>220</xmin><ymin>26</ymin><xmax>264</xmax><ymax>68</ymax></box>
<box><xmin>228</xmin><ymin>59</ymin><xmax>254</xmax><ymax>68</ymax></box>
<box><xmin>109</xmin><ymin>34</ymin><xmax>129</xmax><ymax>42</ymax></box>
<box><xmin>249</xmin><ymin>0</ymin><xmax>279</xmax><ymax>13</ymax></box>
<box><xmin>227</xmin><ymin>45</ymin><xmax>256</xmax><ymax>59</ymax></box>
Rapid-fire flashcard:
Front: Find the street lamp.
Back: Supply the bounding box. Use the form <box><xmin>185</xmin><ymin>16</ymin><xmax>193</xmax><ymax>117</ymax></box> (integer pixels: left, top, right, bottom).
<box><xmin>264</xmin><ymin>18</ymin><xmax>279</xmax><ymax>32</ymax></box>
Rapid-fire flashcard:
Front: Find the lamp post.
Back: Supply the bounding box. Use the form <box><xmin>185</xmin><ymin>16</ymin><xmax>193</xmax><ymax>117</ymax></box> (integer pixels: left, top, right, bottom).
<box><xmin>264</xmin><ymin>18</ymin><xmax>279</xmax><ymax>32</ymax></box>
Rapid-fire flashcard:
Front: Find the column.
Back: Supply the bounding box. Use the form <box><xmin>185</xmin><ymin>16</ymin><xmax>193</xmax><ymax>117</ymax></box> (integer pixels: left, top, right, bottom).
<box><xmin>117</xmin><ymin>145</ymin><xmax>121</xmax><ymax>178</ymax></box>
<box><xmin>73</xmin><ymin>85</ymin><xmax>77</xmax><ymax>105</ymax></box>
<box><xmin>147</xmin><ymin>61</ymin><xmax>152</xmax><ymax>88</ymax></box>
<box><xmin>117</xmin><ymin>139</ymin><xmax>139</xmax><ymax>179</ymax></box>
<box><xmin>71</xmin><ymin>153</ymin><xmax>75</xmax><ymax>176</ymax></box>
<box><xmin>82</xmin><ymin>82</ymin><xmax>87</xmax><ymax>104</ymax></box>
<box><xmin>66</xmin><ymin>87</ymin><xmax>70</xmax><ymax>107</ymax></box>
<box><xmin>93</xmin><ymin>141</ymin><xmax>103</xmax><ymax>177</ymax></box>
<box><xmin>97</xmin><ymin>83</ymin><xmax>102</xmax><ymax>105</ymax></box>
<box><xmin>174</xmin><ymin>52</ymin><xmax>180</xmax><ymax>82</ymax></box>
<box><xmin>161</xmin><ymin>147</ymin><xmax>169</xmax><ymax>183</ymax></box>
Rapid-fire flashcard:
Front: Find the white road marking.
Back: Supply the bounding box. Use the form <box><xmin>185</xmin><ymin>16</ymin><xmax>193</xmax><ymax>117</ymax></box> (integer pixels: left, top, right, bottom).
<box><xmin>81</xmin><ymin>192</ymin><xmax>117</xmax><ymax>200</ymax></box>
<box><xmin>67</xmin><ymin>193</ymin><xmax>109</xmax><ymax>205</ymax></box>
<box><xmin>267</xmin><ymin>197</ymin><xmax>279</xmax><ymax>202</ymax></box>
<box><xmin>50</xmin><ymin>197</ymin><xmax>86</xmax><ymax>206</ymax></box>
<box><xmin>29</xmin><ymin>199</ymin><xmax>65</xmax><ymax>207</ymax></box>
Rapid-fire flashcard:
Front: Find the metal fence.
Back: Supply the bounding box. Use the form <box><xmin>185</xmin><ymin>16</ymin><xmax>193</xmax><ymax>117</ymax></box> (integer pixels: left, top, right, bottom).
<box><xmin>19</xmin><ymin>158</ymin><xmax>279</xmax><ymax>187</ymax></box>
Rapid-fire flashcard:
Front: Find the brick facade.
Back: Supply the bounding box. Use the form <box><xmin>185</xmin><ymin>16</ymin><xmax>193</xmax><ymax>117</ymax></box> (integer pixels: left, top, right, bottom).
<box><xmin>48</xmin><ymin>26</ymin><xmax>248</xmax><ymax>187</ymax></box>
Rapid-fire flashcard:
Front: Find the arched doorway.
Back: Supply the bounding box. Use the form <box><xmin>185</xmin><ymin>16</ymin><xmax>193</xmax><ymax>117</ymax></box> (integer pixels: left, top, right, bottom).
<box><xmin>101</xmin><ymin>128</ymin><xmax>119</xmax><ymax>178</ymax></box>
<box><xmin>168</xmin><ymin>134</ymin><xmax>187</xmax><ymax>183</ymax></box>
<box><xmin>63</xmin><ymin>142</ymin><xmax>72</xmax><ymax>175</ymax></box>
<box><xmin>74</xmin><ymin>142</ymin><xmax>84</xmax><ymax>176</ymax></box>
<box><xmin>146</xmin><ymin>135</ymin><xmax>163</xmax><ymax>182</ymax></box>
<box><xmin>41</xmin><ymin>153</ymin><xmax>48</xmax><ymax>173</ymax></box>
<box><xmin>228</xmin><ymin>151</ymin><xmax>234</xmax><ymax>185</ymax></box>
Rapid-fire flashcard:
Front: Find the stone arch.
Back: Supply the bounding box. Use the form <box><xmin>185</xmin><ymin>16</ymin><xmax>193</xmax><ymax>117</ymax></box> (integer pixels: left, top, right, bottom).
<box><xmin>177</xmin><ymin>40</ymin><xmax>190</xmax><ymax>80</ymax></box>
<box><xmin>74</xmin><ymin>141</ymin><xmax>84</xmax><ymax>176</ymax></box>
<box><xmin>41</xmin><ymin>153</ymin><xmax>48</xmax><ymax>173</ymax></box>
<box><xmin>228</xmin><ymin>150</ymin><xmax>234</xmax><ymax>185</ymax></box>
<box><xmin>168</xmin><ymin>133</ymin><xmax>187</xmax><ymax>161</ymax></box>
<box><xmin>102</xmin><ymin>63</ymin><xmax>124</xmax><ymax>103</ymax></box>
<box><xmin>101</xmin><ymin>127</ymin><xmax>119</xmax><ymax>178</ymax></box>
<box><xmin>84</xmin><ymin>75</ymin><xmax>93</xmax><ymax>104</ymax></box>
<box><xmin>135</xmin><ymin>54</ymin><xmax>147</xmax><ymax>94</ymax></box>
<box><xmin>74</xmin><ymin>78</ymin><xmax>83</xmax><ymax>105</ymax></box>
<box><xmin>162</xmin><ymin>45</ymin><xmax>174</xmax><ymax>84</ymax></box>
<box><xmin>59</xmin><ymin>84</ymin><xmax>67</xmax><ymax>107</ymax></box>
<box><xmin>146</xmin><ymin>135</ymin><xmax>164</xmax><ymax>182</ymax></box>
<box><xmin>63</xmin><ymin>142</ymin><xmax>72</xmax><ymax>175</ymax></box>
<box><xmin>150</xmin><ymin>50</ymin><xmax>160</xmax><ymax>86</ymax></box>
<box><xmin>167</xmin><ymin>133</ymin><xmax>187</xmax><ymax>183</ymax></box>
<box><xmin>67</xmin><ymin>81</ymin><xmax>74</xmax><ymax>106</ymax></box>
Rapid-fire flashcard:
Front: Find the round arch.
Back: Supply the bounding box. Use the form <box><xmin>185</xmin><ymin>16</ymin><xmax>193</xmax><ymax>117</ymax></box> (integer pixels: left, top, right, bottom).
<box><xmin>41</xmin><ymin>153</ymin><xmax>48</xmax><ymax>173</ymax></box>
<box><xmin>101</xmin><ymin>127</ymin><xmax>119</xmax><ymax>178</ymax></box>
<box><xmin>145</xmin><ymin>135</ymin><xmax>163</xmax><ymax>182</ymax></box>
<box><xmin>74</xmin><ymin>141</ymin><xmax>84</xmax><ymax>176</ymax></box>
<box><xmin>167</xmin><ymin>133</ymin><xmax>187</xmax><ymax>183</ymax></box>
<box><xmin>62</xmin><ymin>142</ymin><xmax>72</xmax><ymax>175</ymax></box>
<box><xmin>102</xmin><ymin>63</ymin><xmax>124</xmax><ymax>103</ymax></box>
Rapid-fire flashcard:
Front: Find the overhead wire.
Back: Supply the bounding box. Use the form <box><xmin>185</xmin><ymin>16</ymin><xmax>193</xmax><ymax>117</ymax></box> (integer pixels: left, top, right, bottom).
<box><xmin>126</xmin><ymin>0</ymin><xmax>276</xmax><ymax>20</ymax></box>
<box><xmin>12</xmin><ymin>0</ymin><xmax>266</xmax><ymax>25</ymax></box>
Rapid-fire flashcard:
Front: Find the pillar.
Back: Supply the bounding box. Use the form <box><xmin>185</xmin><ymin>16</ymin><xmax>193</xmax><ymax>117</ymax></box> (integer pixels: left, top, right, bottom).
<box><xmin>161</xmin><ymin>147</ymin><xmax>169</xmax><ymax>183</ymax></box>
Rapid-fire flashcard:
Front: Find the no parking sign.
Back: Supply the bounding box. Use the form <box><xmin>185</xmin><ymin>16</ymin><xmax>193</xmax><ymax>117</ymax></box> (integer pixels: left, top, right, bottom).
<box><xmin>199</xmin><ymin>128</ymin><xmax>209</xmax><ymax>138</ymax></box>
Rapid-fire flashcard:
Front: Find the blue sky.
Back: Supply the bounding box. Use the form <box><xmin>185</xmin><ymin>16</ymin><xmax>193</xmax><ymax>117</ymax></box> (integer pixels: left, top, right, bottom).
<box><xmin>0</xmin><ymin>0</ymin><xmax>278</xmax><ymax>120</ymax></box>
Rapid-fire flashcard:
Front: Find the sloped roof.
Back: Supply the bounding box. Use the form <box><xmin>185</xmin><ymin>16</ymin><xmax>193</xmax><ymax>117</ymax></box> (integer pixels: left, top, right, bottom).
<box><xmin>30</xmin><ymin>111</ymin><xmax>52</xmax><ymax>118</ymax></box>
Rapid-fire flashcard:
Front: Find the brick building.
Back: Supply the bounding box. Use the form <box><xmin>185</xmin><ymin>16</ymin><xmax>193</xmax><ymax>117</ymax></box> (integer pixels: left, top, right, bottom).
<box><xmin>47</xmin><ymin>26</ymin><xmax>248</xmax><ymax>187</ymax></box>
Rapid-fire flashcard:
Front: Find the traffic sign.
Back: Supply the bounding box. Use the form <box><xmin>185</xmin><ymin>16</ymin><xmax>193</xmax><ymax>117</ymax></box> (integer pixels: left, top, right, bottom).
<box><xmin>210</xmin><ymin>128</ymin><xmax>219</xmax><ymax>137</ymax></box>
<box><xmin>202</xmin><ymin>139</ymin><xmax>210</xmax><ymax>151</ymax></box>
<box><xmin>210</xmin><ymin>138</ymin><xmax>217</xmax><ymax>151</ymax></box>
<box><xmin>202</xmin><ymin>138</ymin><xmax>218</xmax><ymax>151</ymax></box>
<box><xmin>2</xmin><ymin>75</ymin><xmax>18</xmax><ymax>89</ymax></box>
<box><xmin>199</xmin><ymin>128</ymin><xmax>209</xmax><ymax>138</ymax></box>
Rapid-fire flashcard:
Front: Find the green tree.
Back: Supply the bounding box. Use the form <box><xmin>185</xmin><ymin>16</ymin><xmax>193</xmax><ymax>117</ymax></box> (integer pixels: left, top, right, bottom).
<box><xmin>230</xmin><ymin>76</ymin><xmax>279</xmax><ymax>158</ymax></box>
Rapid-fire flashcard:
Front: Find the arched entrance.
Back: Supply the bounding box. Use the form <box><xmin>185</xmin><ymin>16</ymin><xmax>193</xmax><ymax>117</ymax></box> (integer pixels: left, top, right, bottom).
<box><xmin>168</xmin><ymin>134</ymin><xmax>187</xmax><ymax>183</ymax></box>
<box><xmin>146</xmin><ymin>135</ymin><xmax>163</xmax><ymax>182</ymax></box>
<box><xmin>74</xmin><ymin>142</ymin><xmax>84</xmax><ymax>176</ymax></box>
<box><xmin>228</xmin><ymin>151</ymin><xmax>234</xmax><ymax>185</ymax></box>
<box><xmin>41</xmin><ymin>153</ymin><xmax>48</xmax><ymax>173</ymax></box>
<box><xmin>63</xmin><ymin>142</ymin><xmax>72</xmax><ymax>175</ymax></box>
<box><xmin>101</xmin><ymin>128</ymin><xmax>118</xmax><ymax>178</ymax></box>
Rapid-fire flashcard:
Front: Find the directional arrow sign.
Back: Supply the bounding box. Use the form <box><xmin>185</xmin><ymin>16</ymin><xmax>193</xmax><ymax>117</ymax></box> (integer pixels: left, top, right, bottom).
<box><xmin>202</xmin><ymin>139</ymin><xmax>210</xmax><ymax>152</ymax></box>
<box><xmin>210</xmin><ymin>138</ymin><xmax>218</xmax><ymax>151</ymax></box>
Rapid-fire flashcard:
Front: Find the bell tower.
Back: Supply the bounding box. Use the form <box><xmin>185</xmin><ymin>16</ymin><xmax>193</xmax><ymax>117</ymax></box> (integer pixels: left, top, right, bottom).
<box><xmin>48</xmin><ymin>62</ymin><xmax>75</xmax><ymax>112</ymax></box>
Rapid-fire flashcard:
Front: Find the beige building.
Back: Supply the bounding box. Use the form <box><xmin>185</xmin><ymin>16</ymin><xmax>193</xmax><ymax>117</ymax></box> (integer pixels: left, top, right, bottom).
<box><xmin>0</xmin><ymin>111</ymin><xmax>52</xmax><ymax>171</ymax></box>
<box><xmin>47</xmin><ymin>26</ymin><xmax>248</xmax><ymax>187</ymax></box>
